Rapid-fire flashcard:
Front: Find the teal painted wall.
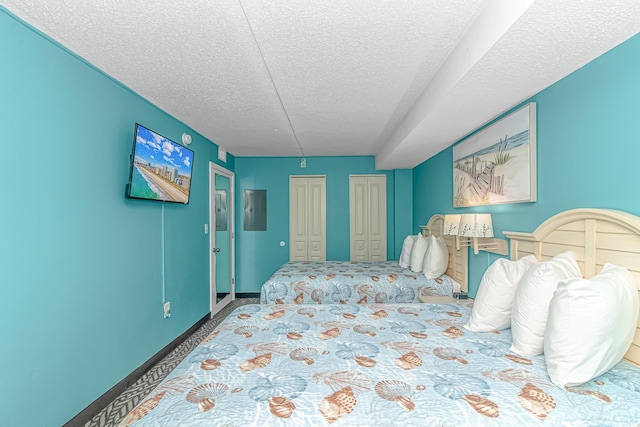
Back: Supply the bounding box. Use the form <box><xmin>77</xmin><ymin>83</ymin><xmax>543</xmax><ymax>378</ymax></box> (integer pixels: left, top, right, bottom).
<box><xmin>0</xmin><ymin>9</ymin><xmax>233</xmax><ymax>426</ymax></box>
<box><xmin>394</xmin><ymin>169</ymin><xmax>414</xmax><ymax>251</ymax></box>
<box><xmin>413</xmin><ymin>33</ymin><xmax>640</xmax><ymax>297</ymax></box>
<box><xmin>234</xmin><ymin>157</ymin><xmax>414</xmax><ymax>292</ymax></box>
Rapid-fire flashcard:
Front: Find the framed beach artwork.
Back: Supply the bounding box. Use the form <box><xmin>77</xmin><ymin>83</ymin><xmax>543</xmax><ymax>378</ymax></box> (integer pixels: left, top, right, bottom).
<box><xmin>453</xmin><ymin>102</ymin><xmax>537</xmax><ymax>207</ymax></box>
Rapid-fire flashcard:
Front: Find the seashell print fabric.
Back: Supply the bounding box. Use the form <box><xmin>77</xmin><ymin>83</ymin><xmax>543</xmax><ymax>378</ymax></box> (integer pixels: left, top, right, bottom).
<box><xmin>260</xmin><ymin>261</ymin><xmax>459</xmax><ymax>304</ymax></box>
<box><xmin>121</xmin><ymin>302</ymin><xmax>640</xmax><ymax>426</ymax></box>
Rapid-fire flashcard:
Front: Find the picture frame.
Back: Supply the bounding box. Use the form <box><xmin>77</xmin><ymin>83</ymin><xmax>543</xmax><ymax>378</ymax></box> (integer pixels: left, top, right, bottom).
<box><xmin>453</xmin><ymin>102</ymin><xmax>536</xmax><ymax>207</ymax></box>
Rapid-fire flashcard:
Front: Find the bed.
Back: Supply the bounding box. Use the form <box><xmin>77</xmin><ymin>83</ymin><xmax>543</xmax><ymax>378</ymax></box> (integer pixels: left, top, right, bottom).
<box><xmin>121</xmin><ymin>209</ymin><xmax>640</xmax><ymax>426</ymax></box>
<box><xmin>503</xmin><ymin>208</ymin><xmax>640</xmax><ymax>365</ymax></box>
<box><xmin>260</xmin><ymin>214</ymin><xmax>468</xmax><ymax>304</ymax></box>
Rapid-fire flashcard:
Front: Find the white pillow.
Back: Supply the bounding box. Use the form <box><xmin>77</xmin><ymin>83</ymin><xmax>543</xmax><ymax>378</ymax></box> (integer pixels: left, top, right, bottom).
<box><xmin>544</xmin><ymin>263</ymin><xmax>639</xmax><ymax>388</ymax></box>
<box><xmin>464</xmin><ymin>255</ymin><xmax>538</xmax><ymax>332</ymax></box>
<box><xmin>409</xmin><ymin>234</ymin><xmax>429</xmax><ymax>273</ymax></box>
<box><xmin>422</xmin><ymin>235</ymin><xmax>448</xmax><ymax>279</ymax></box>
<box><xmin>399</xmin><ymin>234</ymin><xmax>417</xmax><ymax>269</ymax></box>
<box><xmin>510</xmin><ymin>251</ymin><xmax>582</xmax><ymax>356</ymax></box>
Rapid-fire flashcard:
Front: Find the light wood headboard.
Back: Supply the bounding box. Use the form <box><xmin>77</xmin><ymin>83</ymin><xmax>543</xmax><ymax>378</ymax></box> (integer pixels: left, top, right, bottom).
<box><xmin>503</xmin><ymin>208</ymin><xmax>640</xmax><ymax>367</ymax></box>
<box><xmin>421</xmin><ymin>214</ymin><xmax>468</xmax><ymax>292</ymax></box>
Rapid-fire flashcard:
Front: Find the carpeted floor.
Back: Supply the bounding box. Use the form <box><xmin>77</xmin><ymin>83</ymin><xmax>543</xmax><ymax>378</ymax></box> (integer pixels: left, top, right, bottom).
<box><xmin>84</xmin><ymin>298</ymin><xmax>259</xmax><ymax>427</ymax></box>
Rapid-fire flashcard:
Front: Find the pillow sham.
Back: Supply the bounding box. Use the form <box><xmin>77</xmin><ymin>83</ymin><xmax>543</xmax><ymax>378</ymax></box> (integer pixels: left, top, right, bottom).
<box><xmin>510</xmin><ymin>251</ymin><xmax>582</xmax><ymax>356</ymax></box>
<box><xmin>544</xmin><ymin>263</ymin><xmax>639</xmax><ymax>388</ymax></box>
<box><xmin>422</xmin><ymin>235</ymin><xmax>448</xmax><ymax>279</ymax></box>
<box><xmin>399</xmin><ymin>234</ymin><xmax>418</xmax><ymax>269</ymax></box>
<box><xmin>409</xmin><ymin>233</ymin><xmax>429</xmax><ymax>273</ymax></box>
<box><xmin>464</xmin><ymin>254</ymin><xmax>538</xmax><ymax>332</ymax></box>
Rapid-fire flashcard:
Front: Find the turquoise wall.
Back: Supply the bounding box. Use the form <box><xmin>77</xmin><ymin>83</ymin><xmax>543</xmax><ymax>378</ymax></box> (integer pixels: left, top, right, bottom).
<box><xmin>393</xmin><ymin>169</ymin><xmax>414</xmax><ymax>254</ymax></box>
<box><xmin>0</xmin><ymin>9</ymin><xmax>233</xmax><ymax>426</ymax></box>
<box><xmin>234</xmin><ymin>157</ymin><xmax>414</xmax><ymax>292</ymax></box>
<box><xmin>413</xmin><ymin>33</ymin><xmax>640</xmax><ymax>297</ymax></box>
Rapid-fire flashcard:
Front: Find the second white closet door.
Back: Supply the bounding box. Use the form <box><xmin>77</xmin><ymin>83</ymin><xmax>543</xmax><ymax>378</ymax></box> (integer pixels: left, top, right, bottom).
<box><xmin>350</xmin><ymin>175</ymin><xmax>386</xmax><ymax>261</ymax></box>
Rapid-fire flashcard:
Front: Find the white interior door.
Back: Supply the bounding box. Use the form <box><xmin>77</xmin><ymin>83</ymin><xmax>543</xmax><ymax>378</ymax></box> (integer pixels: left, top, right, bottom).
<box><xmin>289</xmin><ymin>176</ymin><xmax>326</xmax><ymax>261</ymax></box>
<box><xmin>350</xmin><ymin>175</ymin><xmax>386</xmax><ymax>261</ymax></box>
<box><xmin>367</xmin><ymin>176</ymin><xmax>387</xmax><ymax>261</ymax></box>
<box><xmin>307</xmin><ymin>177</ymin><xmax>326</xmax><ymax>261</ymax></box>
<box><xmin>289</xmin><ymin>178</ymin><xmax>309</xmax><ymax>261</ymax></box>
<box><xmin>350</xmin><ymin>176</ymin><xmax>368</xmax><ymax>261</ymax></box>
<box><xmin>210</xmin><ymin>163</ymin><xmax>235</xmax><ymax>317</ymax></box>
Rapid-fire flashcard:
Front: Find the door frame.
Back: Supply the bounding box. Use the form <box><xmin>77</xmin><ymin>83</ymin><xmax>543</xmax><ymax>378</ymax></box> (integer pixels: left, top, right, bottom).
<box><xmin>209</xmin><ymin>162</ymin><xmax>235</xmax><ymax>317</ymax></box>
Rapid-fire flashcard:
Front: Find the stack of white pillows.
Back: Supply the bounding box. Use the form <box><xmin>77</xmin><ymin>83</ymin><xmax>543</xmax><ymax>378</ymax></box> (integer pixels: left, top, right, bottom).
<box><xmin>464</xmin><ymin>251</ymin><xmax>639</xmax><ymax>389</ymax></box>
<box><xmin>399</xmin><ymin>233</ymin><xmax>449</xmax><ymax>279</ymax></box>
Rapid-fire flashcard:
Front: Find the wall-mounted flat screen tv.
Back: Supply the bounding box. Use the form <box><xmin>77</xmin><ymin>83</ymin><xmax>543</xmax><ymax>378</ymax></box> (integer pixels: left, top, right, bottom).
<box><xmin>126</xmin><ymin>123</ymin><xmax>194</xmax><ymax>204</ymax></box>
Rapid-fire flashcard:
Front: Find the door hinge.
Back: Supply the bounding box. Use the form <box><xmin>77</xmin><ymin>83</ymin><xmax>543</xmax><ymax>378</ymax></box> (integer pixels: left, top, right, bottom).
<box><xmin>232</xmin><ymin>278</ymin><xmax>235</xmax><ymax>285</ymax></box>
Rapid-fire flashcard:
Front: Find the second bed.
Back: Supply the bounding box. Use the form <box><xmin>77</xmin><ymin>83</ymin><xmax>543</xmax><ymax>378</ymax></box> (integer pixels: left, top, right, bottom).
<box><xmin>260</xmin><ymin>214</ymin><xmax>468</xmax><ymax>304</ymax></box>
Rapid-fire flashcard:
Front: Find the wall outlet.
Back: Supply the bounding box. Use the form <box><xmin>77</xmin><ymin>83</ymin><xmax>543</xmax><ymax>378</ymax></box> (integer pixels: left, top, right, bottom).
<box><xmin>163</xmin><ymin>301</ymin><xmax>171</xmax><ymax>318</ymax></box>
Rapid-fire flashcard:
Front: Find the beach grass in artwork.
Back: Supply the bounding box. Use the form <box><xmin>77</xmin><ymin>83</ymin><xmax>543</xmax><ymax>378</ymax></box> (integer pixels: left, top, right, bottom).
<box><xmin>493</xmin><ymin>136</ymin><xmax>511</xmax><ymax>165</ymax></box>
<box><xmin>453</xmin><ymin>103</ymin><xmax>536</xmax><ymax>207</ymax></box>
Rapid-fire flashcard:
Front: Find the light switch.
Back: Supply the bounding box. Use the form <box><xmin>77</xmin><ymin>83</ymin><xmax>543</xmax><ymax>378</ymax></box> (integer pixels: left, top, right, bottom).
<box><xmin>204</xmin><ymin>224</ymin><xmax>209</xmax><ymax>234</ymax></box>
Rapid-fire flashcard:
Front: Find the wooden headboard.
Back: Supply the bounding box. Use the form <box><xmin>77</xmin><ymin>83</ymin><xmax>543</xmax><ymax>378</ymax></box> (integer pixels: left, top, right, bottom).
<box><xmin>503</xmin><ymin>208</ymin><xmax>640</xmax><ymax>367</ymax></box>
<box><xmin>420</xmin><ymin>214</ymin><xmax>468</xmax><ymax>292</ymax></box>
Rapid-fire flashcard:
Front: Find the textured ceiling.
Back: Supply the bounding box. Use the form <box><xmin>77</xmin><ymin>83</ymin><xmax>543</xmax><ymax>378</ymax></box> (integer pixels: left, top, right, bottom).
<box><xmin>3</xmin><ymin>0</ymin><xmax>640</xmax><ymax>168</ymax></box>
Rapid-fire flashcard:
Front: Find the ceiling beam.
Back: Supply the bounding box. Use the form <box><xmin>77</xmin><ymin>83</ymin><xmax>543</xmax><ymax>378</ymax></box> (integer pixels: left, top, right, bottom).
<box><xmin>376</xmin><ymin>0</ymin><xmax>536</xmax><ymax>170</ymax></box>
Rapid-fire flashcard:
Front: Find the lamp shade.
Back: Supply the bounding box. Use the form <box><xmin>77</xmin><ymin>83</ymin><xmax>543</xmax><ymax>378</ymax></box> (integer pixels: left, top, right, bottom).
<box><xmin>459</xmin><ymin>213</ymin><xmax>494</xmax><ymax>238</ymax></box>
<box><xmin>443</xmin><ymin>214</ymin><xmax>462</xmax><ymax>235</ymax></box>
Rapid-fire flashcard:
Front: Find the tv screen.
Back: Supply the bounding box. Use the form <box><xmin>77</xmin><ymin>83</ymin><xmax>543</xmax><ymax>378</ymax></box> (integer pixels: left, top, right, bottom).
<box><xmin>126</xmin><ymin>124</ymin><xmax>194</xmax><ymax>204</ymax></box>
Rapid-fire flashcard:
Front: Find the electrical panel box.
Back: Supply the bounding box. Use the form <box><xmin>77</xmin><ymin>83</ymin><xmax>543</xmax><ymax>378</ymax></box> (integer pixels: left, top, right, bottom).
<box><xmin>244</xmin><ymin>189</ymin><xmax>267</xmax><ymax>231</ymax></box>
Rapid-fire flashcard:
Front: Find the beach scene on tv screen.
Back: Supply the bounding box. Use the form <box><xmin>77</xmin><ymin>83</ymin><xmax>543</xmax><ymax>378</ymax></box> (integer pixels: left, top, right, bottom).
<box><xmin>130</xmin><ymin>126</ymin><xmax>193</xmax><ymax>203</ymax></box>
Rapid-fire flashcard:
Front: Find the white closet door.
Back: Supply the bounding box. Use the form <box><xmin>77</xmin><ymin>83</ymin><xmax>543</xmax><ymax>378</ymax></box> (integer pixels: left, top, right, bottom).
<box><xmin>290</xmin><ymin>178</ymin><xmax>308</xmax><ymax>260</ymax></box>
<box><xmin>367</xmin><ymin>176</ymin><xmax>386</xmax><ymax>261</ymax></box>
<box><xmin>289</xmin><ymin>176</ymin><xmax>326</xmax><ymax>261</ymax></box>
<box><xmin>350</xmin><ymin>176</ymin><xmax>369</xmax><ymax>261</ymax></box>
<box><xmin>349</xmin><ymin>175</ymin><xmax>386</xmax><ymax>261</ymax></box>
<box><xmin>307</xmin><ymin>177</ymin><xmax>326</xmax><ymax>261</ymax></box>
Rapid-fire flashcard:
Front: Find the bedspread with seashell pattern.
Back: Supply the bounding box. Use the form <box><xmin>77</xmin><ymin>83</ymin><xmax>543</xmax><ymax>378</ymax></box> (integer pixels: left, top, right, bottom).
<box><xmin>260</xmin><ymin>261</ymin><xmax>459</xmax><ymax>304</ymax></box>
<box><xmin>121</xmin><ymin>302</ymin><xmax>640</xmax><ymax>426</ymax></box>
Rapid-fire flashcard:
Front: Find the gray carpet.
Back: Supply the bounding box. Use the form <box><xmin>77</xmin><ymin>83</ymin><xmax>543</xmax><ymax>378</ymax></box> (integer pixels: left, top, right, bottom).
<box><xmin>84</xmin><ymin>298</ymin><xmax>259</xmax><ymax>427</ymax></box>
